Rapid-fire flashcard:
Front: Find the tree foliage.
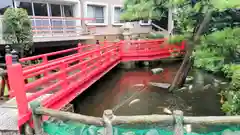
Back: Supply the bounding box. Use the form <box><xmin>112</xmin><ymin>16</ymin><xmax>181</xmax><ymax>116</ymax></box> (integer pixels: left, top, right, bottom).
<box><xmin>121</xmin><ymin>0</ymin><xmax>240</xmax><ymax>32</ymax></box>
<box><xmin>221</xmin><ymin>64</ymin><xmax>240</xmax><ymax>115</ymax></box>
<box><xmin>2</xmin><ymin>8</ymin><xmax>33</xmax><ymax>56</ymax></box>
<box><xmin>121</xmin><ymin>0</ymin><xmax>169</xmax><ymax>21</ymax></box>
<box><xmin>120</xmin><ymin>0</ymin><xmax>240</xmax><ymax>45</ymax></box>
<box><xmin>173</xmin><ymin>0</ymin><xmax>240</xmax><ymax>34</ymax></box>
<box><xmin>193</xmin><ymin>27</ymin><xmax>240</xmax><ymax>73</ymax></box>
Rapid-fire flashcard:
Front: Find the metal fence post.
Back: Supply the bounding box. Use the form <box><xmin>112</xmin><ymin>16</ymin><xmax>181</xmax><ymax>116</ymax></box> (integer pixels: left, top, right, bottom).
<box><xmin>103</xmin><ymin>110</ymin><xmax>114</xmax><ymax>135</ymax></box>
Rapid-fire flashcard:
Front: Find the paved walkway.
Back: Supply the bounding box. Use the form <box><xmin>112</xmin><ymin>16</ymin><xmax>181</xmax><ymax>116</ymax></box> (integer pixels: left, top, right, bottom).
<box><xmin>0</xmin><ymin>93</ymin><xmax>52</xmax><ymax>132</ymax></box>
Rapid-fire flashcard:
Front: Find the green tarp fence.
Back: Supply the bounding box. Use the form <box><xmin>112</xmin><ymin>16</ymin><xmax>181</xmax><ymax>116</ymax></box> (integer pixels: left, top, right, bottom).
<box><xmin>43</xmin><ymin>120</ymin><xmax>240</xmax><ymax>135</ymax></box>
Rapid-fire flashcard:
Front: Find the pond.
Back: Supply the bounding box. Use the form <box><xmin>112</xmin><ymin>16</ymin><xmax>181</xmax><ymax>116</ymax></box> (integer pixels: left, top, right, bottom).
<box><xmin>72</xmin><ymin>60</ymin><xmax>227</xmax><ymax>117</ymax></box>
<box><xmin>57</xmin><ymin>60</ymin><xmax>240</xmax><ymax>134</ymax></box>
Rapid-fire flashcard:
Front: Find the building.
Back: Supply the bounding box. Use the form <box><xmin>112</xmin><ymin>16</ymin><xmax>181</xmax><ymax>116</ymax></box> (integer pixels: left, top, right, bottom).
<box><xmin>0</xmin><ymin>0</ymin><xmax>169</xmax><ymax>55</ymax></box>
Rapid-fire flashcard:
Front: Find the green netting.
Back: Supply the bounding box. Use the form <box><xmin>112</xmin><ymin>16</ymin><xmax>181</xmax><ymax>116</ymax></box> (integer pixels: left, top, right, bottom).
<box><xmin>43</xmin><ymin>120</ymin><xmax>240</xmax><ymax>135</ymax></box>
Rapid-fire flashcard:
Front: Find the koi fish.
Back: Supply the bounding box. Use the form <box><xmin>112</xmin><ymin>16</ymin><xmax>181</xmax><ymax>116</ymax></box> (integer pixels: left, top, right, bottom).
<box><xmin>129</xmin><ymin>99</ymin><xmax>140</xmax><ymax>106</ymax></box>
<box><xmin>163</xmin><ymin>108</ymin><xmax>172</xmax><ymax>114</ymax></box>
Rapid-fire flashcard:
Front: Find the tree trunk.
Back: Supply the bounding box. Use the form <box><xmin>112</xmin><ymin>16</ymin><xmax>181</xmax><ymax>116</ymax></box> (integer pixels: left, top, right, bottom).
<box><xmin>169</xmin><ymin>42</ymin><xmax>194</xmax><ymax>92</ymax></box>
<box><xmin>169</xmin><ymin>10</ymin><xmax>213</xmax><ymax>92</ymax></box>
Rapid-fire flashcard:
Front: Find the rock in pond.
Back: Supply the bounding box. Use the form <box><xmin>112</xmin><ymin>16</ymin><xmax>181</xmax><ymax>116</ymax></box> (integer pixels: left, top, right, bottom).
<box><xmin>213</xmin><ymin>82</ymin><xmax>219</xmax><ymax>87</ymax></box>
<box><xmin>143</xmin><ymin>61</ymin><xmax>150</xmax><ymax>66</ymax></box>
<box><xmin>188</xmin><ymin>85</ymin><xmax>193</xmax><ymax>90</ymax></box>
<box><xmin>151</xmin><ymin>68</ymin><xmax>164</xmax><ymax>74</ymax></box>
<box><xmin>148</xmin><ymin>82</ymin><xmax>171</xmax><ymax>89</ymax></box>
<box><xmin>214</xmin><ymin>79</ymin><xmax>221</xmax><ymax>83</ymax></box>
<box><xmin>186</xmin><ymin>76</ymin><xmax>194</xmax><ymax>83</ymax></box>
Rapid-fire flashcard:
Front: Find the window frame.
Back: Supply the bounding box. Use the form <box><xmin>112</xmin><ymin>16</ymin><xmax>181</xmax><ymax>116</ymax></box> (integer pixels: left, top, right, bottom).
<box><xmin>111</xmin><ymin>5</ymin><xmax>124</xmax><ymax>26</ymax></box>
<box><xmin>84</xmin><ymin>1</ymin><xmax>108</xmax><ymax>26</ymax></box>
<box><xmin>139</xmin><ymin>20</ymin><xmax>152</xmax><ymax>26</ymax></box>
<box><xmin>14</xmin><ymin>0</ymin><xmax>74</xmax><ymax>17</ymax></box>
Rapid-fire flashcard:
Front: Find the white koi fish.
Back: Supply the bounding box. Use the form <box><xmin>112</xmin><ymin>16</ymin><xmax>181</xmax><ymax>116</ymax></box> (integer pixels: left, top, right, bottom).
<box><xmin>163</xmin><ymin>108</ymin><xmax>172</xmax><ymax>114</ymax></box>
<box><xmin>129</xmin><ymin>99</ymin><xmax>140</xmax><ymax>106</ymax></box>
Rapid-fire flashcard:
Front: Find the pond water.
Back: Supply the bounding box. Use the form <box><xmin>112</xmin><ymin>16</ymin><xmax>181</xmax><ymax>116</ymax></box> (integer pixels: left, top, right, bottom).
<box><xmin>72</xmin><ymin>60</ymin><xmax>227</xmax><ymax>117</ymax></box>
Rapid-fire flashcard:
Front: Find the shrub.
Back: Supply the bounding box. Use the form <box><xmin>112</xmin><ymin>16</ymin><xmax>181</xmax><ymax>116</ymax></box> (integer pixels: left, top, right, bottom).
<box><xmin>194</xmin><ymin>27</ymin><xmax>240</xmax><ymax>72</ymax></box>
<box><xmin>221</xmin><ymin>65</ymin><xmax>240</xmax><ymax>115</ymax></box>
<box><xmin>2</xmin><ymin>8</ymin><xmax>33</xmax><ymax>57</ymax></box>
<box><xmin>168</xmin><ymin>35</ymin><xmax>185</xmax><ymax>44</ymax></box>
<box><xmin>146</xmin><ymin>33</ymin><xmax>165</xmax><ymax>39</ymax></box>
<box><xmin>193</xmin><ymin>47</ymin><xmax>225</xmax><ymax>73</ymax></box>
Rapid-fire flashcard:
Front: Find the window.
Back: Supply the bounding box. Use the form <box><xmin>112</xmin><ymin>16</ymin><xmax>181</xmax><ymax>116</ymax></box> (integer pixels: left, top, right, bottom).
<box><xmin>63</xmin><ymin>5</ymin><xmax>74</xmax><ymax>32</ymax></box>
<box><xmin>85</xmin><ymin>2</ymin><xmax>108</xmax><ymax>25</ymax></box>
<box><xmin>33</xmin><ymin>3</ymin><xmax>48</xmax><ymax>16</ymax></box>
<box><xmin>87</xmin><ymin>5</ymin><xmax>104</xmax><ymax>23</ymax></box>
<box><xmin>13</xmin><ymin>1</ymin><xmax>75</xmax><ymax>34</ymax></box>
<box><xmin>139</xmin><ymin>20</ymin><xmax>152</xmax><ymax>26</ymax></box>
<box><xmin>15</xmin><ymin>2</ymin><xmax>33</xmax><ymax>15</ymax></box>
<box><xmin>0</xmin><ymin>0</ymin><xmax>14</xmax><ymax>15</ymax></box>
<box><xmin>50</xmin><ymin>4</ymin><xmax>61</xmax><ymax>16</ymax></box>
<box><xmin>50</xmin><ymin>4</ymin><xmax>63</xmax><ymax>33</ymax></box>
<box><xmin>63</xmin><ymin>5</ymin><xmax>73</xmax><ymax>17</ymax></box>
<box><xmin>112</xmin><ymin>5</ymin><xmax>124</xmax><ymax>25</ymax></box>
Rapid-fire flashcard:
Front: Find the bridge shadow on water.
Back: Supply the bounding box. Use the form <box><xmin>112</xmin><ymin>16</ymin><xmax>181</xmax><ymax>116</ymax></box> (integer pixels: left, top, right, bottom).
<box><xmin>71</xmin><ymin>61</ymin><xmax>225</xmax><ymax>118</ymax></box>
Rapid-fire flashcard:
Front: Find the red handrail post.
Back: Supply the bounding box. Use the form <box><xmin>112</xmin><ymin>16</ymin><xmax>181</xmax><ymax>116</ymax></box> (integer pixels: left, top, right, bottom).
<box><xmin>180</xmin><ymin>40</ymin><xmax>186</xmax><ymax>50</ymax></box>
<box><xmin>96</xmin><ymin>44</ymin><xmax>101</xmax><ymax>67</ymax></box>
<box><xmin>7</xmin><ymin>50</ymin><xmax>28</xmax><ymax>118</ymax></box>
<box><xmin>5</xmin><ymin>45</ymin><xmax>12</xmax><ymax>66</ymax></box>
<box><xmin>78</xmin><ymin>43</ymin><xmax>82</xmax><ymax>54</ymax></box>
<box><xmin>60</xmin><ymin>61</ymin><xmax>68</xmax><ymax>90</ymax></box>
<box><xmin>119</xmin><ymin>40</ymin><xmax>124</xmax><ymax>58</ymax></box>
<box><xmin>42</xmin><ymin>54</ymin><xmax>48</xmax><ymax>77</ymax></box>
<box><xmin>5</xmin><ymin>45</ymin><xmax>12</xmax><ymax>96</ymax></box>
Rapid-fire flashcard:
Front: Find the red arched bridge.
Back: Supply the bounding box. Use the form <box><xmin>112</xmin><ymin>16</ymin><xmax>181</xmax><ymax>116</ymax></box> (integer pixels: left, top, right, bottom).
<box><xmin>5</xmin><ymin>39</ymin><xmax>185</xmax><ymax>128</ymax></box>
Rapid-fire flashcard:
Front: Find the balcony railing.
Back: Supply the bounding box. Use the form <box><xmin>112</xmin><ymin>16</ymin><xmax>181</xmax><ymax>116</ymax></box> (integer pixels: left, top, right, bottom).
<box><xmin>31</xmin><ymin>16</ymin><xmax>96</xmax><ymax>38</ymax></box>
<box><xmin>0</xmin><ymin>16</ymin><xmax>96</xmax><ymax>42</ymax></box>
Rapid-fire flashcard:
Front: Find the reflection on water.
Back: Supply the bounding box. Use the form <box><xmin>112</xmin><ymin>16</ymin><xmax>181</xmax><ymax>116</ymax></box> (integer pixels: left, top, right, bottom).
<box><xmin>72</xmin><ymin>61</ymin><xmax>226</xmax><ymax>118</ymax></box>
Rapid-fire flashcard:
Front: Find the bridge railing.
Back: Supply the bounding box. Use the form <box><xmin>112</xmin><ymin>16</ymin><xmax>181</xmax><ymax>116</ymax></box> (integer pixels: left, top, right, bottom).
<box><xmin>6</xmin><ymin>43</ymin><xmax>121</xmax><ymax>127</ymax></box>
<box><xmin>31</xmin><ymin>16</ymin><xmax>96</xmax><ymax>37</ymax></box>
<box><xmin>119</xmin><ymin>39</ymin><xmax>185</xmax><ymax>61</ymax></box>
<box><xmin>5</xmin><ymin>39</ymin><xmax>185</xmax><ymax>128</ymax></box>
